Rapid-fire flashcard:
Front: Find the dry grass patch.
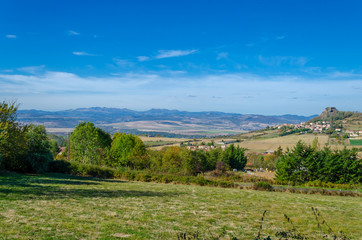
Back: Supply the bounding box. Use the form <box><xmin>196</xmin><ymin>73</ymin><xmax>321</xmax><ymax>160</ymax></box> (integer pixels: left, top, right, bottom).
<box><xmin>237</xmin><ymin>134</ymin><xmax>331</xmax><ymax>152</ymax></box>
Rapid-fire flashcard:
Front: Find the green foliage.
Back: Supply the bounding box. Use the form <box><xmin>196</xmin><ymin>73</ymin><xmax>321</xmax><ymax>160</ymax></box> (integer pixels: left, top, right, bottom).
<box><xmin>47</xmin><ymin>160</ymin><xmax>236</xmax><ymax>189</ymax></box>
<box><xmin>160</xmin><ymin>146</ymin><xmax>184</xmax><ymax>173</ymax></box>
<box><xmin>25</xmin><ymin>125</ymin><xmax>53</xmax><ymax>172</ymax></box>
<box><xmin>221</xmin><ymin>144</ymin><xmax>247</xmax><ymax>170</ymax></box>
<box><xmin>108</xmin><ymin>132</ymin><xmax>147</xmax><ymax>168</ymax></box>
<box><xmin>0</xmin><ymin>101</ymin><xmax>53</xmax><ymax>173</ymax></box>
<box><xmin>0</xmin><ymin>101</ymin><xmax>28</xmax><ymax>171</ymax></box>
<box><xmin>349</xmin><ymin>139</ymin><xmax>362</xmax><ymax>146</ymax></box>
<box><xmin>49</xmin><ymin>139</ymin><xmax>60</xmax><ymax>158</ymax></box>
<box><xmin>146</xmin><ymin>145</ymin><xmax>247</xmax><ymax>175</ymax></box>
<box><xmin>205</xmin><ymin>147</ymin><xmax>223</xmax><ymax>170</ymax></box>
<box><xmin>48</xmin><ymin>134</ymin><xmax>66</xmax><ymax>146</ymax></box>
<box><xmin>276</xmin><ymin>141</ymin><xmax>361</xmax><ymax>184</ymax></box>
<box><xmin>248</xmin><ymin>153</ymin><xmax>279</xmax><ymax>171</ymax></box>
<box><xmin>278</xmin><ymin>126</ymin><xmax>312</xmax><ymax>136</ymax></box>
<box><xmin>70</xmin><ymin>122</ymin><xmax>111</xmax><ymax>165</ymax></box>
<box><xmin>253</xmin><ymin>182</ymin><xmax>273</xmax><ymax>191</ymax></box>
<box><xmin>48</xmin><ymin>159</ymin><xmax>72</xmax><ymax>173</ymax></box>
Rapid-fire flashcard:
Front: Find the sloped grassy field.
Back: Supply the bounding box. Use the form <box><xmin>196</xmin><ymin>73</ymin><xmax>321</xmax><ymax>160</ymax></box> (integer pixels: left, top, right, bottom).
<box><xmin>0</xmin><ymin>173</ymin><xmax>360</xmax><ymax>239</ymax></box>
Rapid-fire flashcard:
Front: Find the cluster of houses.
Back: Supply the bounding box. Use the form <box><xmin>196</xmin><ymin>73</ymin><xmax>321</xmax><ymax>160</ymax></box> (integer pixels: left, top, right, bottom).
<box><xmin>295</xmin><ymin>121</ymin><xmax>331</xmax><ymax>133</ymax></box>
<box><xmin>186</xmin><ymin>140</ymin><xmax>237</xmax><ymax>152</ymax></box>
<box><xmin>276</xmin><ymin>121</ymin><xmax>361</xmax><ymax>137</ymax></box>
<box><xmin>186</xmin><ymin>145</ymin><xmax>220</xmax><ymax>151</ymax></box>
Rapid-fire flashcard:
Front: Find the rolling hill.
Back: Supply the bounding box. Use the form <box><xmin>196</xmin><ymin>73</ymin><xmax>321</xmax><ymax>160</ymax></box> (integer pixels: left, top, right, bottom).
<box><xmin>17</xmin><ymin>107</ymin><xmax>316</xmax><ymax>137</ymax></box>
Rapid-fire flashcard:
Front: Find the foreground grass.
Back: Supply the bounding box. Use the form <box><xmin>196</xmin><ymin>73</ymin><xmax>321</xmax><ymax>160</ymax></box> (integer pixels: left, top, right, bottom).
<box><xmin>0</xmin><ymin>173</ymin><xmax>361</xmax><ymax>239</ymax></box>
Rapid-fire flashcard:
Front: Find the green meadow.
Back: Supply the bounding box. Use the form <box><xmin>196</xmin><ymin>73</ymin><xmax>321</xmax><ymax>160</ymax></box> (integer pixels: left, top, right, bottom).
<box><xmin>0</xmin><ymin>173</ymin><xmax>360</xmax><ymax>239</ymax></box>
<box><xmin>350</xmin><ymin>139</ymin><xmax>362</xmax><ymax>146</ymax></box>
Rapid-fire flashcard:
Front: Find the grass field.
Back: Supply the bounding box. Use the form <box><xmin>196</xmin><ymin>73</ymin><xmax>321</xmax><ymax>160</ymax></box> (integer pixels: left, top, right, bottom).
<box><xmin>0</xmin><ymin>173</ymin><xmax>360</xmax><ymax>239</ymax></box>
<box><xmin>350</xmin><ymin>139</ymin><xmax>362</xmax><ymax>146</ymax></box>
<box><xmin>234</xmin><ymin>134</ymin><xmax>330</xmax><ymax>153</ymax></box>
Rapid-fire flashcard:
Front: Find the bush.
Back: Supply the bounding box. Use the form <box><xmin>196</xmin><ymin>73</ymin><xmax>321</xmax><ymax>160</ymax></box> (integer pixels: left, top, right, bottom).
<box><xmin>48</xmin><ymin>160</ymin><xmax>71</xmax><ymax>173</ymax></box>
<box><xmin>253</xmin><ymin>181</ymin><xmax>273</xmax><ymax>191</ymax></box>
<box><xmin>48</xmin><ymin>160</ymin><xmax>116</xmax><ymax>179</ymax></box>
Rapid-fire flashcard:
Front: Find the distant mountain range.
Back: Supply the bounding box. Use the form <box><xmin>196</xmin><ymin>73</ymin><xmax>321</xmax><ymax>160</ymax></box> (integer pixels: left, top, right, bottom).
<box><xmin>17</xmin><ymin>107</ymin><xmax>317</xmax><ymax>137</ymax></box>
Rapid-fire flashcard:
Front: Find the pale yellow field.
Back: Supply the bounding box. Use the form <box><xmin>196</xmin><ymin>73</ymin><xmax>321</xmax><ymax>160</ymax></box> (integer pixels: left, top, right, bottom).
<box><xmin>235</xmin><ymin>134</ymin><xmax>330</xmax><ymax>152</ymax></box>
<box><xmin>139</xmin><ymin>136</ymin><xmax>190</xmax><ymax>142</ymax></box>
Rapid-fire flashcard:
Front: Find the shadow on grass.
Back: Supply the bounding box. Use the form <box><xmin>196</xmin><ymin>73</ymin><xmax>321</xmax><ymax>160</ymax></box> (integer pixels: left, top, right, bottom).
<box><xmin>0</xmin><ymin>172</ymin><xmax>183</xmax><ymax>200</ymax></box>
<box><xmin>44</xmin><ymin>172</ymin><xmax>128</xmax><ymax>183</ymax></box>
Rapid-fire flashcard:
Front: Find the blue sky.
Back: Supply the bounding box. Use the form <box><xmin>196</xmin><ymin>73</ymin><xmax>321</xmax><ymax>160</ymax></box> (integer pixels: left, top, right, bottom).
<box><xmin>1</xmin><ymin>0</ymin><xmax>361</xmax><ymax>115</ymax></box>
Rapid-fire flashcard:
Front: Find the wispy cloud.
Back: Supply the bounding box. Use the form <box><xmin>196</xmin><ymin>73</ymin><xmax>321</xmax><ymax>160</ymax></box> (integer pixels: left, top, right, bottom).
<box><xmin>6</xmin><ymin>34</ymin><xmax>17</xmax><ymax>39</ymax></box>
<box><xmin>258</xmin><ymin>55</ymin><xmax>308</xmax><ymax>67</ymax></box>
<box><xmin>112</xmin><ymin>58</ymin><xmax>134</xmax><ymax>67</ymax></box>
<box><xmin>1</xmin><ymin>69</ymin><xmax>14</xmax><ymax>73</ymax></box>
<box><xmin>72</xmin><ymin>51</ymin><xmax>97</xmax><ymax>56</ymax></box>
<box><xmin>155</xmin><ymin>49</ymin><xmax>198</xmax><ymax>59</ymax></box>
<box><xmin>68</xmin><ymin>30</ymin><xmax>80</xmax><ymax>36</ymax></box>
<box><xmin>216</xmin><ymin>52</ymin><xmax>228</xmax><ymax>60</ymax></box>
<box><xmin>275</xmin><ymin>35</ymin><xmax>286</xmax><ymax>40</ymax></box>
<box><xmin>137</xmin><ymin>56</ymin><xmax>150</xmax><ymax>62</ymax></box>
<box><xmin>17</xmin><ymin>65</ymin><xmax>45</xmax><ymax>74</ymax></box>
<box><xmin>1</xmin><ymin>70</ymin><xmax>361</xmax><ymax>114</ymax></box>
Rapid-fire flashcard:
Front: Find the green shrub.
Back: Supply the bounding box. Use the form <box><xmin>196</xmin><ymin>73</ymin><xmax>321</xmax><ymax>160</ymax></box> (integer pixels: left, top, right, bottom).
<box><xmin>194</xmin><ymin>175</ymin><xmax>209</xmax><ymax>186</ymax></box>
<box><xmin>48</xmin><ymin>160</ymin><xmax>115</xmax><ymax>179</ymax></box>
<box><xmin>217</xmin><ymin>180</ymin><xmax>233</xmax><ymax>188</ymax></box>
<box><xmin>253</xmin><ymin>181</ymin><xmax>273</xmax><ymax>191</ymax></box>
<box><xmin>48</xmin><ymin>160</ymin><xmax>71</xmax><ymax>173</ymax></box>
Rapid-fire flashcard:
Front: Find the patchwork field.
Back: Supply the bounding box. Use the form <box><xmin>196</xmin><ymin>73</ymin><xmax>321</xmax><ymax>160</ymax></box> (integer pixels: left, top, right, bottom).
<box><xmin>0</xmin><ymin>173</ymin><xmax>360</xmax><ymax>239</ymax></box>
<box><xmin>100</xmin><ymin>120</ymin><xmax>246</xmax><ymax>137</ymax></box>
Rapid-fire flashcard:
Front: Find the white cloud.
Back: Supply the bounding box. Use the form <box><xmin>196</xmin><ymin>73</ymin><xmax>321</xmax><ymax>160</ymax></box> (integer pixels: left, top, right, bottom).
<box><xmin>112</xmin><ymin>58</ymin><xmax>134</xmax><ymax>67</ymax></box>
<box><xmin>17</xmin><ymin>65</ymin><xmax>45</xmax><ymax>74</ymax></box>
<box><xmin>216</xmin><ymin>52</ymin><xmax>228</xmax><ymax>60</ymax></box>
<box><xmin>1</xmin><ymin>69</ymin><xmax>13</xmax><ymax>73</ymax></box>
<box><xmin>258</xmin><ymin>55</ymin><xmax>308</xmax><ymax>67</ymax></box>
<box><xmin>68</xmin><ymin>30</ymin><xmax>80</xmax><ymax>36</ymax></box>
<box><xmin>276</xmin><ymin>36</ymin><xmax>286</xmax><ymax>40</ymax></box>
<box><xmin>1</xmin><ymin>70</ymin><xmax>361</xmax><ymax>114</ymax></box>
<box><xmin>137</xmin><ymin>56</ymin><xmax>150</xmax><ymax>62</ymax></box>
<box><xmin>6</xmin><ymin>34</ymin><xmax>17</xmax><ymax>39</ymax></box>
<box><xmin>72</xmin><ymin>51</ymin><xmax>97</xmax><ymax>56</ymax></box>
<box><xmin>155</xmin><ymin>49</ymin><xmax>198</xmax><ymax>59</ymax></box>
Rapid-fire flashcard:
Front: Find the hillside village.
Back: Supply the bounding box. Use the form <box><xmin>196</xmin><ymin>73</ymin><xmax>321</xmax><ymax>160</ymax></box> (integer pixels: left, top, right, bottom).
<box><xmin>274</xmin><ymin>107</ymin><xmax>362</xmax><ymax>138</ymax></box>
<box><xmin>275</xmin><ymin>121</ymin><xmax>362</xmax><ymax>136</ymax></box>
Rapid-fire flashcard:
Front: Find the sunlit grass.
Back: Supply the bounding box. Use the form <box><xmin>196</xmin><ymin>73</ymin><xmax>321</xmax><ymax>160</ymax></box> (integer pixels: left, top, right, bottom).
<box><xmin>0</xmin><ymin>172</ymin><xmax>360</xmax><ymax>239</ymax></box>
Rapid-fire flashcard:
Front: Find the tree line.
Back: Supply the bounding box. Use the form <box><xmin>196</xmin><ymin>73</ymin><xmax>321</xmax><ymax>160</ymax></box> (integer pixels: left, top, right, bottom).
<box><xmin>276</xmin><ymin>141</ymin><xmax>361</xmax><ymax>184</ymax></box>
<box><xmin>65</xmin><ymin>121</ymin><xmax>247</xmax><ymax>175</ymax></box>
<box><xmin>1</xmin><ymin>101</ymin><xmax>360</xmax><ymax>184</ymax></box>
<box><xmin>0</xmin><ymin>102</ymin><xmax>247</xmax><ymax>175</ymax></box>
<box><xmin>0</xmin><ymin>101</ymin><xmax>58</xmax><ymax>172</ymax></box>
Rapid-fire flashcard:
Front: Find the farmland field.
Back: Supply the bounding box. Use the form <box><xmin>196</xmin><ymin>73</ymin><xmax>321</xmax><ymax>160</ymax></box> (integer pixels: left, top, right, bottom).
<box><xmin>0</xmin><ymin>173</ymin><xmax>360</xmax><ymax>239</ymax></box>
<box><xmin>235</xmin><ymin>134</ymin><xmax>330</xmax><ymax>153</ymax></box>
<box><xmin>350</xmin><ymin>139</ymin><xmax>362</xmax><ymax>146</ymax></box>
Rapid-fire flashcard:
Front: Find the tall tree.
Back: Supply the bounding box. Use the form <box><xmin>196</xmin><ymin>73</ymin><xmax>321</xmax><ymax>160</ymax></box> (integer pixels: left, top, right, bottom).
<box><xmin>108</xmin><ymin>133</ymin><xmax>147</xmax><ymax>168</ymax></box>
<box><xmin>221</xmin><ymin>144</ymin><xmax>247</xmax><ymax>170</ymax></box>
<box><xmin>0</xmin><ymin>101</ymin><xmax>28</xmax><ymax>171</ymax></box>
<box><xmin>69</xmin><ymin>122</ymin><xmax>111</xmax><ymax>165</ymax></box>
<box><xmin>0</xmin><ymin>101</ymin><xmax>53</xmax><ymax>172</ymax></box>
<box><xmin>25</xmin><ymin>125</ymin><xmax>53</xmax><ymax>172</ymax></box>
